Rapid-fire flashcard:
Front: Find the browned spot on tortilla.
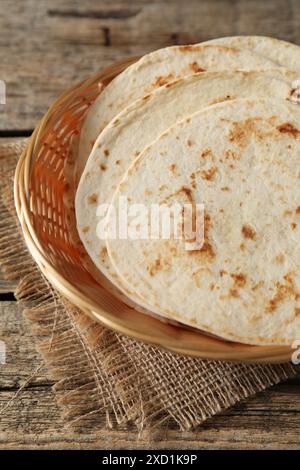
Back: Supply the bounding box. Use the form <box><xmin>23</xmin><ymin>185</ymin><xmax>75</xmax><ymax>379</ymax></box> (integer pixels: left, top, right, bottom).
<box><xmin>220</xmin><ymin>269</ymin><xmax>227</xmax><ymax>277</ymax></box>
<box><xmin>225</xmin><ymin>149</ymin><xmax>238</xmax><ymax>160</ymax></box>
<box><xmin>284</xmin><ymin>209</ymin><xmax>293</xmax><ymax>216</ymax></box>
<box><xmin>277</xmin><ymin>122</ymin><xmax>300</xmax><ymax>138</ymax></box>
<box><xmin>251</xmin><ymin>280</ymin><xmax>264</xmax><ymax>291</ymax></box>
<box><xmin>179</xmin><ymin>45</ymin><xmax>197</xmax><ymax>52</ymax></box>
<box><xmin>295</xmin><ymin>308</ymin><xmax>300</xmax><ymax>317</ymax></box>
<box><xmin>266</xmin><ymin>273</ymin><xmax>299</xmax><ymax>313</ymax></box>
<box><xmin>145</xmin><ymin>189</ymin><xmax>153</xmax><ymax>196</ymax></box>
<box><xmin>165</xmin><ymin>78</ymin><xmax>181</xmax><ymax>89</ymax></box>
<box><xmin>169</xmin><ymin>164</ymin><xmax>177</xmax><ymax>173</ymax></box>
<box><xmin>274</xmin><ymin>254</ymin><xmax>285</xmax><ymax>264</ymax></box>
<box><xmin>103</xmin><ymin>149</ymin><xmax>110</xmax><ymax>156</ymax></box>
<box><xmin>100</xmin><ymin>164</ymin><xmax>107</xmax><ymax>171</ymax></box>
<box><xmin>192</xmin><ymin>271</ymin><xmax>202</xmax><ymax>288</ymax></box>
<box><xmin>291</xmin><ymin>222</ymin><xmax>297</xmax><ymax>230</ymax></box>
<box><xmin>230</xmin><ymin>272</ymin><xmax>247</xmax><ymax>288</ymax></box>
<box><xmin>198</xmin><ymin>241</ymin><xmax>214</xmax><ymax>260</ymax></box>
<box><xmin>181</xmin><ymin>186</ymin><xmax>193</xmax><ymax>203</ymax></box>
<box><xmin>115</xmin><ymin>160</ymin><xmax>120</xmax><ymax>165</ymax></box>
<box><xmin>216</xmin><ymin>45</ymin><xmax>237</xmax><ymax>52</ymax></box>
<box><xmin>100</xmin><ymin>247</ymin><xmax>107</xmax><ymax>259</ymax></box>
<box><xmin>242</xmin><ymin>224</ymin><xmax>256</xmax><ymax>240</ymax></box>
<box><xmin>210</xmin><ymin>283</ymin><xmax>215</xmax><ymax>291</ymax></box>
<box><xmin>209</xmin><ymin>95</ymin><xmax>233</xmax><ymax>106</ymax></box>
<box><xmin>219</xmin><ymin>208</ymin><xmax>224</xmax><ymax>213</ymax></box>
<box><xmin>228</xmin><ymin>118</ymin><xmax>266</xmax><ymax>149</ymax></box>
<box><xmin>250</xmin><ymin>314</ymin><xmax>261</xmax><ymax>324</ymax></box>
<box><xmin>189</xmin><ymin>61</ymin><xmax>206</xmax><ymax>73</ymax></box>
<box><xmin>201</xmin><ymin>166</ymin><xmax>217</xmax><ymax>181</ymax></box>
<box><xmin>159</xmin><ymin>184</ymin><xmax>167</xmax><ymax>191</ymax></box>
<box><xmin>142</xmin><ymin>94</ymin><xmax>151</xmax><ymax>101</ymax></box>
<box><xmin>64</xmin><ymin>182</ymin><xmax>70</xmax><ymax>192</ymax></box>
<box><xmin>147</xmin><ymin>258</ymin><xmax>170</xmax><ymax>276</ymax></box>
<box><xmin>267</xmin><ymin>115</ymin><xmax>277</xmax><ymax>124</ymax></box>
<box><xmin>186</xmin><ymin>117</ymin><xmax>191</xmax><ymax>123</ymax></box>
<box><xmin>188</xmin><ymin>213</ymin><xmax>215</xmax><ymax>260</ymax></box>
<box><xmin>88</xmin><ymin>193</ymin><xmax>98</xmax><ymax>204</ymax></box>
<box><xmin>284</xmin><ymin>273</ymin><xmax>295</xmax><ymax>284</ymax></box>
<box><xmin>170</xmin><ymin>245</ymin><xmax>177</xmax><ymax>255</ymax></box>
<box><xmin>82</xmin><ymin>226</ymin><xmax>89</xmax><ymax>233</ymax></box>
<box><xmin>163</xmin><ymin>186</ymin><xmax>194</xmax><ymax>205</ymax></box>
<box><xmin>229</xmin><ymin>288</ymin><xmax>239</xmax><ymax>298</ymax></box>
<box><xmin>267</xmin><ymin>288</ymin><xmax>284</xmax><ymax>313</ymax></box>
<box><xmin>240</xmin><ymin>243</ymin><xmax>245</xmax><ymax>251</ymax></box>
<box><xmin>200</xmin><ymin>148</ymin><xmax>212</xmax><ymax>158</ymax></box>
<box><xmin>163</xmin><ymin>184</ymin><xmax>194</xmax><ymax>204</ymax></box>
<box><xmin>154</xmin><ymin>73</ymin><xmax>173</xmax><ymax>87</ymax></box>
<box><xmin>221</xmin><ymin>186</ymin><xmax>230</xmax><ymax>191</ymax></box>
<box><xmin>296</xmin><ymin>206</ymin><xmax>300</xmax><ymax>214</ymax></box>
<box><xmin>187</xmin><ymin>139</ymin><xmax>193</xmax><ymax>147</ymax></box>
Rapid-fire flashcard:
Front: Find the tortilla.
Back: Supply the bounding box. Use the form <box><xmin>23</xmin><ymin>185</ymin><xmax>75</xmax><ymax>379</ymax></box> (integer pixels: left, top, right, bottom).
<box><xmin>106</xmin><ymin>98</ymin><xmax>300</xmax><ymax>346</ymax></box>
<box><xmin>76</xmin><ymin>70</ymin><xmax>294</xmax><ymax>294</ymax></box>
<box><xmin>204</xmin><ymin>36</ymin><xmax>300</xmax><ymax>72</ymax></box>
<box><xmin>76</xmin><ymin>44</ymin><xmax>280</xmax><ymax>183</ymax></box>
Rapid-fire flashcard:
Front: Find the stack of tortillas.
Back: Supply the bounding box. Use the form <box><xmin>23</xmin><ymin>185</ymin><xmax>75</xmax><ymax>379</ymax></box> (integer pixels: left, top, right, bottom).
<box><xmin>75</xmin><ymin>36</ymin><xmax>300</xmax><ymax>346</ymax></box>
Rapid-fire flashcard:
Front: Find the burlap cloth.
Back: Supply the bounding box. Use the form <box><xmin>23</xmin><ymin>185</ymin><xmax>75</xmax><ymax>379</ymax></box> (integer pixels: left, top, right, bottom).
<box><xmin>0</xmin><ymin>139</ymin><xmax>299</xmax><ymax>432</ymax></box>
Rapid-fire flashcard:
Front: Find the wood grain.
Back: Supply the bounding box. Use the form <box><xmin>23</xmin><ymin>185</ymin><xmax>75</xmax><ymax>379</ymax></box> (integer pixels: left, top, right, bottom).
<box><xmin>0</xmin><ymin>280</ymin><xmax>17</xmax><ymax>294</ymax></box>
<box><xmin>0</xmin><ymin>300</ymin><xmax>300</xmax><ymax>449</ymax></box>
<box><xmin>1</xmin><ymin>385</ymin><xmax>300</xmax><ymax>450</ymax></box>
<box><xmin>1</xmin><ymin>0</ymin><xmax>300</xmax><ymax>131</ymax></box>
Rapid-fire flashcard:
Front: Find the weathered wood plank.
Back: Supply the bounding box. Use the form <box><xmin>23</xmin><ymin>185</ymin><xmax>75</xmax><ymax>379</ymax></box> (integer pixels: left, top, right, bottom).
<box><xmin>0</xmin><ymin>137</ymin><xmax>26</xmax><ymax>293</ymax></box>
<box><xmin>0</xmin><ymin>384</ymin><xmax>300</xmax><ymax>449</ymax></box>
<box><xmin>0</xmin><ymin>302</ymin><xmax>52</xmax><ymax>388</ymax></box>
<box><xmin>1</xmin><ymin>0</ymin><xmax>300</xmax><ymax>130</ymax></box>
<box><xmin>0</xmin><ymin>280</ymin><xmax>17</xmax><ymax>294</ymax></box>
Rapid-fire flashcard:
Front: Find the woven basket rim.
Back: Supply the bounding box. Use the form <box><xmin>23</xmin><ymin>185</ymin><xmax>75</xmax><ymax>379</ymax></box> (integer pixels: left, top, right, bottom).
<box><xmin>13</xmin><ymin>65</ymin><xmax>293</xmax><ymax>363</ymax></box>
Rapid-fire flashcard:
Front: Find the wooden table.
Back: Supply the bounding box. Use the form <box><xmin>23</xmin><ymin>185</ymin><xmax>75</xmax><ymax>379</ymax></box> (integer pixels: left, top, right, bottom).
<box><xmin>0</xmin><ymin>0</ymin><xmax>300</xmax><ymax>450</ymax></box>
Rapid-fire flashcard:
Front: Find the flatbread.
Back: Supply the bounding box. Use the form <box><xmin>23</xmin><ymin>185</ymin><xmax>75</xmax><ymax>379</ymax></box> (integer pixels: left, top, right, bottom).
<box><xmin>204</xmin><ymin>36</ymin><xmax>300</xmax><ymax>73</ymax></box>
<box><xmin>76</xmin><ymin>44</ymin><xmax>280</xmax><ymax>183</ymax></box>
<box><xmin>106</xmin><ymin>98</ymin><xmax>300</xmax><ymax>345</ymax></box>
<box><xmin>76</xmin><ymin>71</ymin><xmax>294</xmax><ymax>294</ymax></box>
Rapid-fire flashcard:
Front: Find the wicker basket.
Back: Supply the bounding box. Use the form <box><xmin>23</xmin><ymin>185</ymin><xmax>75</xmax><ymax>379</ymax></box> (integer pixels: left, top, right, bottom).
<box><xmin>14</xmin><ymin>57</ymin><xmax>292</xmax><ymax>363</ymax></box>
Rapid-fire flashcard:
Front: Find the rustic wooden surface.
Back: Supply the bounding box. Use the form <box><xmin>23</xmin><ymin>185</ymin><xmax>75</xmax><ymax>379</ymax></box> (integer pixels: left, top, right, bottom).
<box><xmin>1</xmin><ymin>0</ymin><xmax>300</xmax><ymax>450</ymax></box>
<box><xmin>2</xmin><ymin>0</ymin><xmax>300</xmax><ymax>131</ymax></box>
<box><xmin>1</xmin><ymin>298</ymin><xmax>300</xmax><ymax>450</ymax></box>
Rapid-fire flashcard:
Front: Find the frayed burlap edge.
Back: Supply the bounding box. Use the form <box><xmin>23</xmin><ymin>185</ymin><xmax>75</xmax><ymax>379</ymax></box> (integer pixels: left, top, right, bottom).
<box><xmin>0</xmin><ymin>143</ymin><xmax>137</xmax><ymax>429</ymax></box>
<box><xmin>0</xmin><ymin>140</ymin><xmax>299</xmax><ymax>433</ymax></box>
